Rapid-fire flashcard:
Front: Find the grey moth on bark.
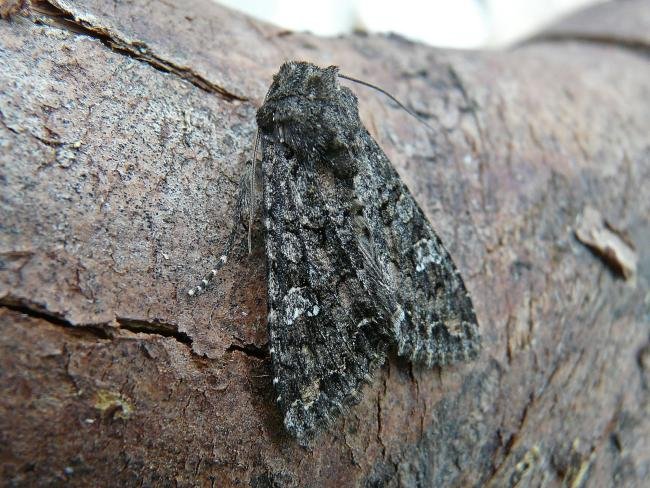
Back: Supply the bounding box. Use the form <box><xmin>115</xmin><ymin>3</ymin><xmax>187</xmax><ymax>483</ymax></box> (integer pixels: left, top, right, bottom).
<box><xmin>190</xmin><ymin>61</ymin><xmax>480</xmax><ymax>445</ymax></box>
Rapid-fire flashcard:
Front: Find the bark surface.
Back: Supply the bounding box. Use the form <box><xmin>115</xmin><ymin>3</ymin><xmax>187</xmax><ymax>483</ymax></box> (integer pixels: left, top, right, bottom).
<box><xmin>1</xmin><ymin>0</ymin><xmax>649</xmax><ymax>486</ymax></box>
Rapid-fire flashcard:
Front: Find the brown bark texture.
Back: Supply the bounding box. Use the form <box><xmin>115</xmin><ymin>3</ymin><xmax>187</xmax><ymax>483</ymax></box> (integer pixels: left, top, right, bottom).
<box><xmin>1</xmin><ymin>0</ymin><xmax>649</xmax><ymax>486</ymax></box>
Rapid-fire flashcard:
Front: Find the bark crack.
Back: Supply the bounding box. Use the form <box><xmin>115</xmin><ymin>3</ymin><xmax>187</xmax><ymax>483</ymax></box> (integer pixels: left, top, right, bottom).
<box><xmin>225</xmin><ymin>341</ymin><xmax>269</xmax><ymax>360</ymax></box>
<box><xmin>376</xmin><ymin>391</ymin><xmax>386</xmax><ymax>458</ymax></box>
<box><xmin>0</xmin><ymin>294</ymin><xmax>111</xmax><ymax>339</ymax></box>
<box><xmin>116</xmin><ymin>316</ymin><xmax>193</xmax><ymax>346</ymax></box>
<box><xmin>30</xmin><ymin>0</ymin><xmax>246</xmax><ymax>101</ymax></box>
<box><xmin>485</xmin><ymin>391</ymin><xmax>537</xmax><ymax>485</ymax></box>
<box><xmin>0</xmin><ymin>294</ymin><xmax>193</xmax><ymax>348</ymax></box>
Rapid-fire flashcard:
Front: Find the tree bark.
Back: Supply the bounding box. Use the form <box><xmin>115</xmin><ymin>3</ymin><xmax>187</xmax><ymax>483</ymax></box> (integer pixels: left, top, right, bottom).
<box><xmin>1</xmin><ymin>0</ymin><xmax>648</xmax><ymax>486</ymax></box>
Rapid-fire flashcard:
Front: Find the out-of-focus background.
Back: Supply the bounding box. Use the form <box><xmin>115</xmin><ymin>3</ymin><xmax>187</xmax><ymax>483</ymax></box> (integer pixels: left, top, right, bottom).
<box><xmin>216</xmin><ymin>0</ymin><xmax>606</xmax><ymax>48</ymax></box>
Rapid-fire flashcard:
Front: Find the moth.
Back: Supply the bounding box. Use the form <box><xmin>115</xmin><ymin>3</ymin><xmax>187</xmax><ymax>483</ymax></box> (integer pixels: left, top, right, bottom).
<box><xmin>189</xmin><ymin>61</ymin><xmax>480</xmax><ymax>445</ymax></box>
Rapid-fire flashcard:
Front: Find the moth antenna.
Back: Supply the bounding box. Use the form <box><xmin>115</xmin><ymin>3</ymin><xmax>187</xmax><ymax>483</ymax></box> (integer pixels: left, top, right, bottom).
<box><xmin>247</xmin><ymin>83</ymin><xmax>274</xmax><ymax>253</ymax></box>
<box><xmin>338</xmin><ymin>73</ymin><xmax>436</xmax><ymax>133</ymax></box>
<box><xmin>248</xmin><ymin>131</ymin><xmax>260</xmax><ymax>254</ymax></box>
<box><xmin>188</xmin><ymin>158</ymin><xmax>256</xmax><ymax>296</ymax></box>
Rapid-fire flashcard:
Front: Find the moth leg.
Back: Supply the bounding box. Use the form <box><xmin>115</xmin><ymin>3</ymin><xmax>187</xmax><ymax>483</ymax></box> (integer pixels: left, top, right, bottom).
<box><xmin>187</xmin><ymin>160</ymin><xmax>260</xmax><ymax>296</ymax></box>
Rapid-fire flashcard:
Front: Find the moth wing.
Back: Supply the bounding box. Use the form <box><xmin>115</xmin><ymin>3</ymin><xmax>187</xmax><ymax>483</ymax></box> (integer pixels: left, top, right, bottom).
<box><xmin>263</xmin><ymin>142</ymin><xmax>387</xmax><ymax>444</ymax></box>
<box><xmin>355</xmin><ymin>132</ymin><xmax>481</xmax><ymax>366</ymax></box>
<box><xmin>389</xmin><ymin>215</ymin><xmax>481</xmax><ymax>365</ymax></box>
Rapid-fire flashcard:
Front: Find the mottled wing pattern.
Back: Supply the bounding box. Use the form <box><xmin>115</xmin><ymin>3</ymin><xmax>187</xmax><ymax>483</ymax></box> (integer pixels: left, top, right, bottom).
<box><xmin>262</xmin><ymin>141</ymin><xmax>388</xmax><ymax>443</ymax></box>
<box><xmin>352</xmin><ymin>131</ymin><xmax>481</xmax><ymax>365</ymax></box>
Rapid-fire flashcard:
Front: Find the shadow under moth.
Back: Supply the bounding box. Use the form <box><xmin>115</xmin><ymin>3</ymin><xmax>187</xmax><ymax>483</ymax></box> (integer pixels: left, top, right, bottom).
<box><xmin>189</xmin><ymin>61</ymin><xmax>480</xmax><ymax>445</ymax></box>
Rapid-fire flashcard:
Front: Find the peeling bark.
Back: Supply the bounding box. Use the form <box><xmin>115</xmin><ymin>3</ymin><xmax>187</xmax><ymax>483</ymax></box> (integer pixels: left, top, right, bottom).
<box><xmin>1</xmin><ymin>0</ymin><xmax>649</xmax><ymax>486</ymax></box>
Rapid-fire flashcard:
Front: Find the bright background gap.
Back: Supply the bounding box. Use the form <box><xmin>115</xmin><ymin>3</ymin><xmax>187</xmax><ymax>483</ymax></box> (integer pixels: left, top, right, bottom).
<box><xmin>215</xmin><ymin>0</ymin><xmax>606</xmax><ymax>49</ymax></box>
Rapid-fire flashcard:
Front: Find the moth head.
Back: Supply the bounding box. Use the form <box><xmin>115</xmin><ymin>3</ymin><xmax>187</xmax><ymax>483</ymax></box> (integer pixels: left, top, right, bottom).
<box><xmin>266</xmin><ymin>61</ymin><xmax>341</xmax><ymax>101</ymax></box>
<box><xmin>256</xmin><ymin>61</ymin><xmax>362</xmax><ymax>178</ymax></box>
